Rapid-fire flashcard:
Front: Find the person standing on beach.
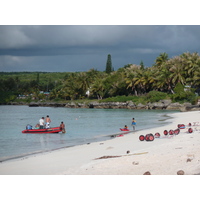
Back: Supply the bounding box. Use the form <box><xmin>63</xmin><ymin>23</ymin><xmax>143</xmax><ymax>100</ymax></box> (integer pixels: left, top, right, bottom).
<box><xmin>45</xmin><ymin>115</ymin><xmax>51</xmax><ymax>128</ymax></box>
<box><xmin>131</xmin><ymin>118</ymin><xmax>136</xmax><ymax>131</ymax></box>
<box><xmin>60</xmin><ymin>121</ymin><xmax>66</xmax><ymax>133</ymax></box>
<box><xmin>39</xmin><ymin>117</ymin><xmax>45</xmax><ymax>129</ymax></box>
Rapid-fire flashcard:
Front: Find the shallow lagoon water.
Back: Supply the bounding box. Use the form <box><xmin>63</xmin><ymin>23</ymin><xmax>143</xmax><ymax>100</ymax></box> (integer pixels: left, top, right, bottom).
<box><xmin>0</xmin><ymin>105</ymin><xmax>177</xmax><ymax>161</ymax></box>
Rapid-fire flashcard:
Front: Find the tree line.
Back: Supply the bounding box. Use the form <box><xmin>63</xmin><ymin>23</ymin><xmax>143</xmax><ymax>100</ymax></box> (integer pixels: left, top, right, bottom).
<box><xmin>0</xmin><ymin>52</ymin><xmax>200</xmax><ymax>104</ymax></box>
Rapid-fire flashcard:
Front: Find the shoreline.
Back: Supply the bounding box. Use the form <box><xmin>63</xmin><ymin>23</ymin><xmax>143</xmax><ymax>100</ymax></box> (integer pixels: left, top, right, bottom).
<box><xmin>0</xmin><ymin>112</ymin><xmax>171</xmax><ymax>163</ymax></box>
<box><xmin>0</xmin><ymin>130</ymin><xmax>135</xmax><ymax>163</ymax></box>
<box><xmin>4</xmin><ymin>100</ymin><xmax>200</xmax><ymax>111</ymax></box>
<box><xmin>0</xmin><ymin>111</ymin><xmax>200</xmax><ymax>175</ymax></box>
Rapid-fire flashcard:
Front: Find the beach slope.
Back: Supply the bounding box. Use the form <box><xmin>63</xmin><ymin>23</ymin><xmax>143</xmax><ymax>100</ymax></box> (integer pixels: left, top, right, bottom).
<box><xmin>0</xmin><ymin>111</ymin><xmax>200</xmax><ymax>175</ymax></box>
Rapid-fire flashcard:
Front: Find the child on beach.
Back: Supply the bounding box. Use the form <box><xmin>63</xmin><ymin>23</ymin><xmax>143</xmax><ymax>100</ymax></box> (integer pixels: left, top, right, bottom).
<box><xmin>131</xmin><ymin>118</ymin><xmax>136</xmax><ymax>131</ymax></box>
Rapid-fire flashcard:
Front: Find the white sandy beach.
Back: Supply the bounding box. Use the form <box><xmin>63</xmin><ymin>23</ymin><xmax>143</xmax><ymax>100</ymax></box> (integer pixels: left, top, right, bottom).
<box><xmin>0</xmin><ymin>111</ymin><xmax>200</xmax><ymax>175</ymax></box>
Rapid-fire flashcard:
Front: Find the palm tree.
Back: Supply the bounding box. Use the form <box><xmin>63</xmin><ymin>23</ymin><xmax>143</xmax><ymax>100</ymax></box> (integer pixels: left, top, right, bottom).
<box><xmin>62</xmin><ymin>73</ymin><xmax>81</xmax><ymax>100</ymax></box>
<box><xmin>77</xmin><ymin>72</ymin><xmax>90</xmax><ymax>95</ymax></box>
<box><xmin>153</xmin><ymin>62</ymin><xmax>174</xmax><ymax>93</ymax></box>
<box><xmin>90</xmin><ymin>78</ymin><xmax>106</xmax><ymax>99</ymax></box>
<box><xmin>132</xmin><ymin>69</ymin><xmax>146</xmax><ymax>95</ymax></box>
<box><xmin>168</xmin><ymin>56</ymin><xmax>186</xmax><ymax>86</ymax></box>
<box><xmin>193</xmin><ymin>67</ymin><xmax>200</xmax><ymax>89</ymax></box>
<box><xmin>154</xmin><ymin>52</ymin><xmax>169</xmax><ymax>68</ymax></box>
<box><xmin>142</xmin><ymin>68</ymin><xmax>155</xmax><ymax>93</ymax></box>
<box><xmin>76</xmin><ymin>69</ymin><xmax>103</xmax><ymax>98</ymax></box>
<box><xmin>181</xmin><ymin>52</ymin><xmax>200</xmax><ymax>86</ymax></box>
<box><xmin>125</xmin><ymin>68</ymin><xmax>138</xmax><ymax>96</ymax></box>
<box><xmin>124</xmin><ymin>66</ymin><xmax>148</xmax><ymax>96</ymax></box>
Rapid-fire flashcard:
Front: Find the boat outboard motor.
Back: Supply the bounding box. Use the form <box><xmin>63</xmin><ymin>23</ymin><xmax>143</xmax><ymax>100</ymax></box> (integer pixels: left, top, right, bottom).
<box><xmin>26</xmin><ymin>124</ymin><xmax>32</xmax><ymax>130</ymax></box>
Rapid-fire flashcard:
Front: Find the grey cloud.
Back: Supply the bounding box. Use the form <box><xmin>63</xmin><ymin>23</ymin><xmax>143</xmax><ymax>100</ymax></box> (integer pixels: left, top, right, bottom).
<box><xmin>1</xmin><ymin>25</ymin><xmax>200</xmax><ymax>72</ymax></box>
<box><xmin>0</xmin><ymin>25</ymin><xmax>167</xmax><ymax>51</ymax></box>
<box><xmin>0</xmin><ymin>26</ymin><xmax>34</xmax><ymax>48</ymax></box>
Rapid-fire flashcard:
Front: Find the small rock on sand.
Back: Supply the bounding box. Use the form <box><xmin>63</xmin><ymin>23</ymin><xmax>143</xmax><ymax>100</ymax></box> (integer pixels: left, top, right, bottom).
<box><xmin>143</xmin><ymin>171</ymin><xmax>151</xmax><ymax>175</ymax></box>
<box><xmin>177</xmin><ymin>170</ymin><xmax>185</xmax><ymax>175</ymax></box>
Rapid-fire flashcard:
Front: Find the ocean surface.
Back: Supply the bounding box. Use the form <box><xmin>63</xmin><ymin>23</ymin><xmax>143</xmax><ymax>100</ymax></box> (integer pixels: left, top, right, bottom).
<box><xmin>0</xmin><ymin>105</ymin><xmax>177</xmax><ymax>161</ymax></box>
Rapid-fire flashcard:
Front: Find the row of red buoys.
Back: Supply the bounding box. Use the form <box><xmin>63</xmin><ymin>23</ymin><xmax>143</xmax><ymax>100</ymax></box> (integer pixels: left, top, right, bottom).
<box><xmin>139</xmin><ymin>122</ymin><xmax>195</xmax><ymax>142</ymax></box>
<box><xmin>139</xmin><ymin>134</ymin><xmax>154</xmax><ymax>141</ymax></box>
<box><xmin>177</xmin><ymin>124</ymin><xmax>193</xmax><ymax>133</ymax></box>
<box><xmin>163</xmin><ymin>129</ymin><xmax>180</xmax><ymax>135</ymax></box>
<box><xmin>139</xmin><ymin>128</ymin><xmax>181</xmax><ymax>141</ymax></box>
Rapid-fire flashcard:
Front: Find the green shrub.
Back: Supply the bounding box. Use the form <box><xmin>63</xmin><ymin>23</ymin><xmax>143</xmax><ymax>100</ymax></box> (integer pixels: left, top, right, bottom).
<box><xmin>100</xmin><ymin>96</ymin><xmax>129</xmax><ymax>102</ymax></box>
<box><xmin>146</xmin><ymin>91</ymin><xmax>168</xmax><ymax>103</ymax></box>
<box><xmin>171</xmin><ymin>83</ymin><xmax>198</xmax><ymax>104</ymax></box>
<box><xmin>0</xmin><ymin>91</ymin><xmax>17</xmax><ymax>104</ymax></box>
<box><xmin>99</xmin><ymin>95</ymin><xmax>148</xmax><ymax>105</ymax></box>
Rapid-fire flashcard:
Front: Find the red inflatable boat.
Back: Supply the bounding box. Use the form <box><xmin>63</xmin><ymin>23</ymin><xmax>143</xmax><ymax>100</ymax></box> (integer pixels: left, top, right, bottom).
<box><xmin>120</xmin><ymin>128</ymin><xmax>130</xmax><ymax>131</ymax></box>
<box><xmin>22</xmin><ymin>127</ymin><xmax>62</xmax><ymax>134</ymax></box>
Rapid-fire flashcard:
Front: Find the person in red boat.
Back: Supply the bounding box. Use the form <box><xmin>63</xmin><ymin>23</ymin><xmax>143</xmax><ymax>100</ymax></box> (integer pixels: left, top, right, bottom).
<box><xmin>39</xmin><ymin>117</ymin><xmax>45</xmax><ymax>129</ymax></box>
<box><xmin>35</xmin><ymin>123</ymin><xmax>40</xmax><ymax>129</ymax></box>
<box><xmin>45</xmin><ymin>115</ymin><xmax>51</xmax><ymax>128</ymax></box>
<box><xmin>124</xmin><ymin>125</ymin><xmax>129</xmax><ymax>131</ymax></box>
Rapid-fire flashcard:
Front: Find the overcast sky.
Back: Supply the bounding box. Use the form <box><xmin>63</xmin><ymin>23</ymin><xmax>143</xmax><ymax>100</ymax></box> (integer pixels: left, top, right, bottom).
<box><xmin>1</xmin><ymin>25</ymin><xmax>200</xmax><ymax>72</ymax></box>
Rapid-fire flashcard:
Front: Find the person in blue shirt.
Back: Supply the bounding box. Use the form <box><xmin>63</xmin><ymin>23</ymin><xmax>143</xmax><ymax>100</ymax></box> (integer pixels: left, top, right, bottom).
<box><xmin>131</xmin><ymin>118</ymin><xmax>136</xmax><ymax>131</ymax></box>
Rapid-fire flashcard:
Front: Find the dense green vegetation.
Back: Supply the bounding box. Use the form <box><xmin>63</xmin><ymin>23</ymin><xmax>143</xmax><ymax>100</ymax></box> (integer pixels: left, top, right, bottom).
<box><xmin>0</xmin><ymin>52</ymin><xmax>200</xmax><ymax>105</ymax></box>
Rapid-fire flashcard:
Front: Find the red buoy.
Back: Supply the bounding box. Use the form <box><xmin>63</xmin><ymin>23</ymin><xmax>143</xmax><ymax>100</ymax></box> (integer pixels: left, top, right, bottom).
<box><xmin>154</xmin><ymin>132</ymin><xmax>160</xmax><ymax>138</ymax></box>
<box><xmin>169</xmin><ymin>129</ymin><xmax>174</xmax><ymax>135</ymax></box>
<box><xmin>163</xmin><ymin>130</ymin><xmax>168</xmax><ymax>135</ymax></box>
<box><xmin>148</xmin><ymin>134</ymin><xmax>154</xmax><ymax>141</ymax></box>
<box><xmin>174</xmin><ymin>129</ymin><xmax>180</xmax><ymax>135</ymax></box>
<box><xmin>178</xmin><ymin>124</ymin><xmax>185</xmax><ymax>129</ymax></box>
<box><xmin>139</xmin><ymin>135</ymin><xmax>145</xmax><ymax>141</ymax></box>
<box><xmin>188</xmin><ymin>128</ymin><xmax>193</xmax><ymax>133</ymax></box>
<box><xmin>145</xmin><ymin>134</ymin><xmax>154</xmax><ymax>141</ymax></box>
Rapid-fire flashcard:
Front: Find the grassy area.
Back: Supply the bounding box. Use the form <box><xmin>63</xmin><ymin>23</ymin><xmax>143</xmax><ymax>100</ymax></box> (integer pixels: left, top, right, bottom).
<box><xmin>99</xmin><ymin>95</ymin><xmax>147</xmax><ymax>104</ymax></box>
<box><xmin>0</xmin><ymin>72</ymin><xmax>70</xmax><ymax>82</ymax></box>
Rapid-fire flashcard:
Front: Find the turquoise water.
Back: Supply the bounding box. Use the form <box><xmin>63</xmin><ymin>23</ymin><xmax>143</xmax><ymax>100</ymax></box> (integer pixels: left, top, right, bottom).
<box><xmin>0</xmin><ymin>105</ymin><xmax>177</xmax><ymax>161</ymax></box>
